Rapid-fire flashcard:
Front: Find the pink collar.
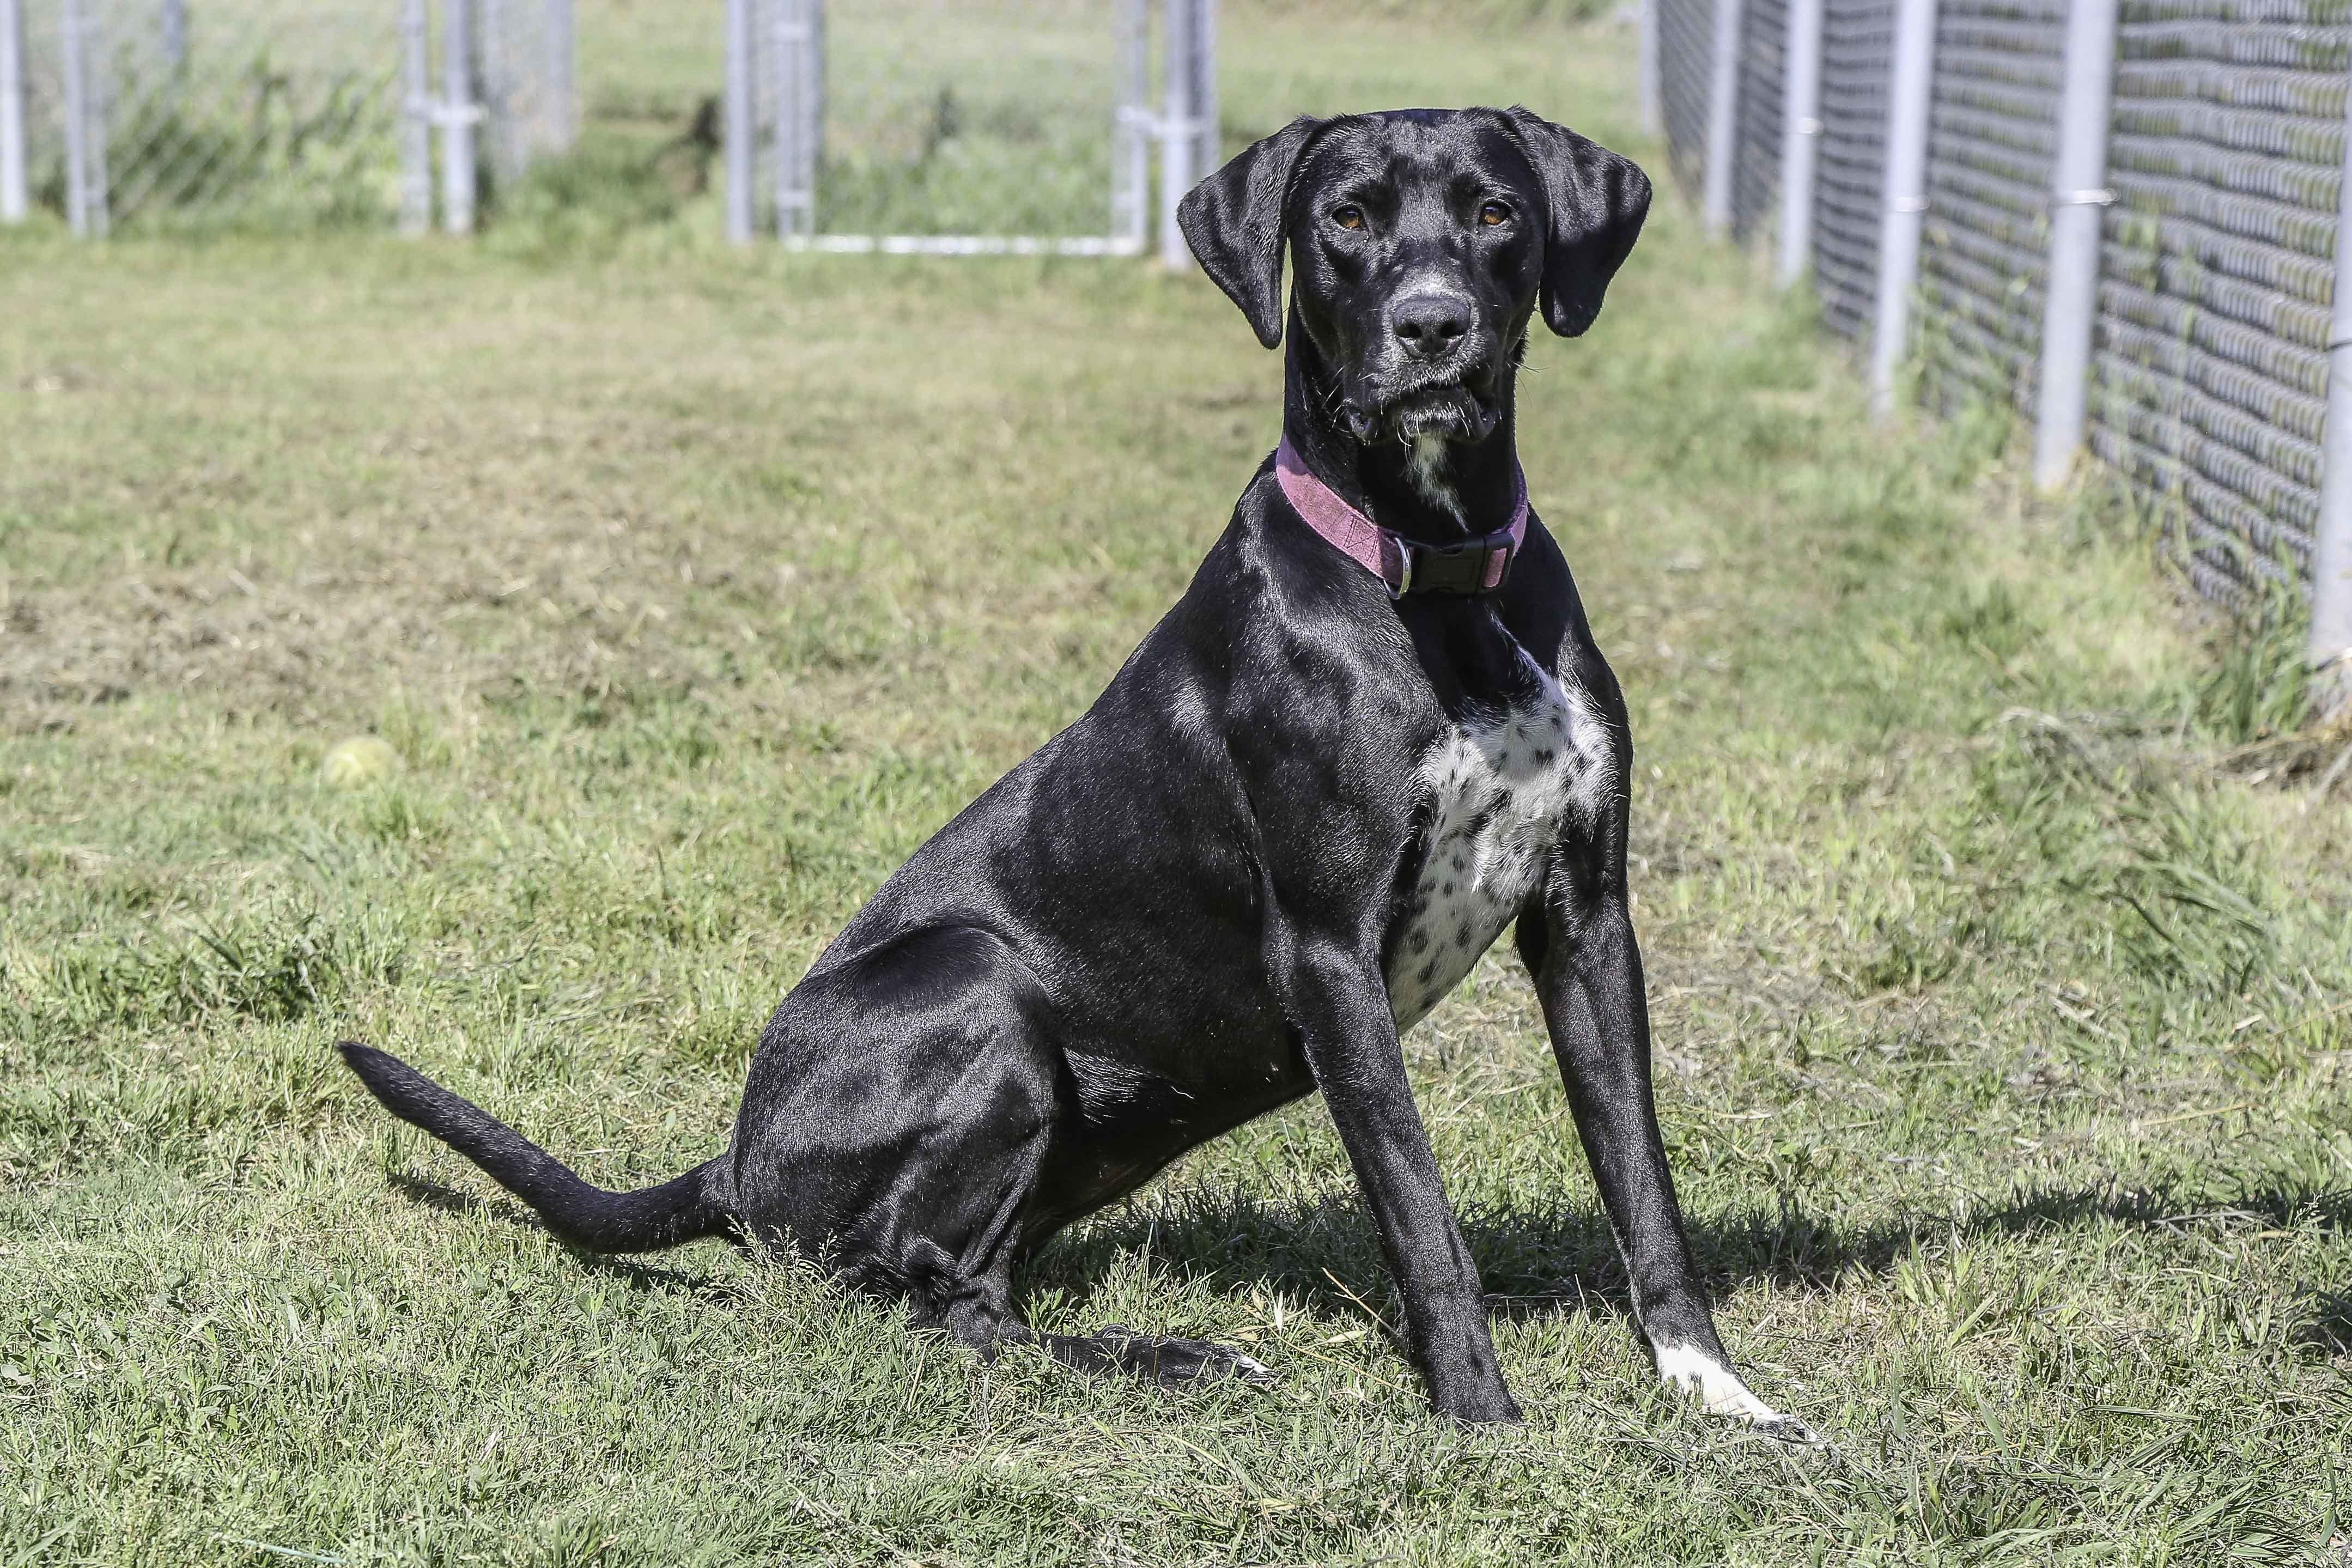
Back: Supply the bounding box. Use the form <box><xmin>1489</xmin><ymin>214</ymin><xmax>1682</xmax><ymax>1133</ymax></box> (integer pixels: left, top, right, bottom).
<box><xmin>1273</xmin><ymin>438</ymin><xmax>1529</xmax><ymax>597</ymax></box>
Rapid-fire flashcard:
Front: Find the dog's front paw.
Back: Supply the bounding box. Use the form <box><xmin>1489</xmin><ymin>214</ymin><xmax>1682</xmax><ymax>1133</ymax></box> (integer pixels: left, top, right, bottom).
<box><xmin>1653</xmin><ymin>1341</ymin><xmax>1809</xmax><ymax>1435</ymax></box>
<box><xmin>1753</xmin><ymin>1412</ymin><xmax>1827</xmax><ymax>1448</ymax></box>
<box><xmin>1432</xmin><ymin>1382</ymin><xmax>1524</xmax><ymax>1425</ymax></box>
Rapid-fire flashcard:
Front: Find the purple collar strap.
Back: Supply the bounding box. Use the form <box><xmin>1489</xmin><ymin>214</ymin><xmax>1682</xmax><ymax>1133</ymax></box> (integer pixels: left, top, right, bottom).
<box><xmin>1274</xmin><ymin>437</ymin><xmax>1529</xmax><ymax>598</ymax></box>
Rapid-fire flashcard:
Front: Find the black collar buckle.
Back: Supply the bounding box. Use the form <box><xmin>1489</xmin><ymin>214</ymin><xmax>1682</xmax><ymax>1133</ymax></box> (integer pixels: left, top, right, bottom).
<box><xmin>1395</xmin><ymin>526</ymin><xmax>1518</xmax><ymax>597</ymax></box>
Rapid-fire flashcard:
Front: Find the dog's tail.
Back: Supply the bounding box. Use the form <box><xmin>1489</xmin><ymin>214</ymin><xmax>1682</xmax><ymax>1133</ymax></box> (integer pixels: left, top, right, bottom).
<box><xmin>336</xmin><ymin>1041</ymin><xmax>736</xmax><ymax>1253</ymax></box>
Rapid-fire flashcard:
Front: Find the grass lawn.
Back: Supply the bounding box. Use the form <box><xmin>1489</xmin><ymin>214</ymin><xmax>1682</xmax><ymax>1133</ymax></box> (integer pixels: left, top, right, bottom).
<box><xmin>7</xmin><ymin>7</ymin><xmax>2352</xmax><ymax>1564</ymax></box>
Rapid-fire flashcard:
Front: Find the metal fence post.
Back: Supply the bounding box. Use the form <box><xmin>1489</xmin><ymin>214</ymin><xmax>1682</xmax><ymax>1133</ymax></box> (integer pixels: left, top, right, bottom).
<box><xmin>1637</xmin><ymin>0</ymin><xmax>1661</xmax><ymax>139</ymax></box>
<box><xmin>62</xmin><ymin>0</ymin><xmax>108</xmax><ymax>238</ymax></box>
<box><xmin>1774</xmin><ymin>0</ymin><xmax>1824</xmax><ymax>285</ymax></box>
<box><xmin>2030</xmin><ymin>0</ymin><xmax>2119</xmax><ymax>491</ymax></box>
<box><xmin>1868</xmin><ymin>0</ymin><xmax>1937</xmax><ymax>417</ymax></box>
<box><xmin>772</xmin><ymin>0</ymin><xmax>820</xmax><ymax>239</ymax></box>
<box><xmin>441</xmin><ymin>0</ymin><xmax>477</xmax><ymax>234</ymax></box>
<box><xmin>0</xmin><ymin>0</ymin><xmax>26</xmax><ymax>224</ymax></box>
<box><xmin>724</xmin><ymin>0</ymin><xmax>752</xmax><ymax>244</ymax></box>
<box><xmin>1159</xmin><ymin>0</ymin><xmax>1198</xmax><ymax>270</ymax></box>
<box><xmin>545</xmin><ymin>0</ymin><xmax>575</xmax><ymax>151</ymax></box>
<box><xmin>1111</xmin><ymin>0</ymin><xmax>1150</xmax><ymax>246</ymax></box>
<box><xmin>400</xmin><ymin>0</ymin><xmax>431</xmax><ymax>234</ymax></box>
<box><xmin>2307</xmin><ymin>84</ymin><xmax>2352</xmax><ymax>715</ymax></box>
<box><xmin>1701</xmin><ymin>0</ymin><xmax>1744</xmax><ymax>236</ymax></box>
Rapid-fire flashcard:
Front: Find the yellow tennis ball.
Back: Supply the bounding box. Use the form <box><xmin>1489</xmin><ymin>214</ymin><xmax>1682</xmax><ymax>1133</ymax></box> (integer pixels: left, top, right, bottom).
<box><xmin>321</xmin><ymin>736</ymin><xmax>402</xmax><ymax>789</ymax></box>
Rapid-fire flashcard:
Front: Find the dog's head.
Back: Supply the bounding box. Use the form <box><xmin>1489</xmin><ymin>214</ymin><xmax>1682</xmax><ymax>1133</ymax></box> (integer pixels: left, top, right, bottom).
<box><xmin>1178</xmin><ymin>108</ymin><xmax>1650</xmax><ymax>446</ymax></box>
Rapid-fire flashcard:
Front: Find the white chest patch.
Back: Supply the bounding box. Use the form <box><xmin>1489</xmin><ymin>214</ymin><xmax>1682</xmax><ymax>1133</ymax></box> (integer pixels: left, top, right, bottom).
<box><xmin>1385</xmin><ymin>649</ymin><xmax>1616</xmax><ymax>1031</ymax></box>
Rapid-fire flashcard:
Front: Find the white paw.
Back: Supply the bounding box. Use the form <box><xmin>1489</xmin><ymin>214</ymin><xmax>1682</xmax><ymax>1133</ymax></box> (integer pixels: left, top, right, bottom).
<box><xmin>1653</xmin><ymin>1342</ymin><xmax>1818</xmax><ymax>1442</ymax></box>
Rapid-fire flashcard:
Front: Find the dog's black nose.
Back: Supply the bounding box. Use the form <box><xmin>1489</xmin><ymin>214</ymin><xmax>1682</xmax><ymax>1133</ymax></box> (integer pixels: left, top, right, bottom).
<box><xmin>1391</xmin><ymin>295</ymin><xmax>1470</xmax><ymax>359</ymax></box>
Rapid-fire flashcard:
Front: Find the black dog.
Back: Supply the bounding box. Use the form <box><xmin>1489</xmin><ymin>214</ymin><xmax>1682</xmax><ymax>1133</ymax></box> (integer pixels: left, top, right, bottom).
<box><xmin>341</xmin><ymin>106</ymin><xmax>1803</xmax><ymax>1435</ymax></box>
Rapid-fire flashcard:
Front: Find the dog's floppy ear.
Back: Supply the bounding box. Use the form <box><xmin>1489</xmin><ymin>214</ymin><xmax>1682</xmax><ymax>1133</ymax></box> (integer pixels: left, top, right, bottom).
<box><xmin>1502</xmin><ymin>108</ymin><xmax>1652</xmax><ymax>338</ymax></box>
<box><xmin>1178</xmin><ymin>116</ymin><xmax>1321</xmax><ymax>349</ymax></box>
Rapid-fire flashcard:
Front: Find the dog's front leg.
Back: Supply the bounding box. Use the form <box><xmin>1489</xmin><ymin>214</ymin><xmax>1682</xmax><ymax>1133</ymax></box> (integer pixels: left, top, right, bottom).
<box><xmin>1278</xmin><ymin>933</ymin><xmax>1522</xmax><ymax>1423</ymax></box>
<box><xmin>1516</xmin><ymin>871</ymin><xmax>1814</xmax><ymax>1439</ymax></box>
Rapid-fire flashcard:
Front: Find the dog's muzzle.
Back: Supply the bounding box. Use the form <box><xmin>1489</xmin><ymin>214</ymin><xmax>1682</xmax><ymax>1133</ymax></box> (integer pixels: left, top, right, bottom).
<box><xmin>1343</xmin><ymin>361</ymin><xmax>1503</xmax><ymax>444</ymax></box>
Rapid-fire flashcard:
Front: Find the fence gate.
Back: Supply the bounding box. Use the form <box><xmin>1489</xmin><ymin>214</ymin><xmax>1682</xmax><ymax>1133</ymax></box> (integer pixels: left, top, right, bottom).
<box><xmin>723</xmin><ymin>0</ymin><xmax>1216</xmax><ymax>264</ymax></box>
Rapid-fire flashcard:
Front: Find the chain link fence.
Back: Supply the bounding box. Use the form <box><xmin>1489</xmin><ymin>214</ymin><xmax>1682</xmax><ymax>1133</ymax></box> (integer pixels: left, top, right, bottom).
<box><xmin>1648</xmin><ymin>0</ymin><xmax>2352</xmax><ymax>705</ymax></box>
<box><xmin>2091</xmin><ymin>2</ymin><xmax>2350</xmax><ymax>600</ymax></box>
<box><xmin>13</xmin><ymin>0</ymin><xmax>404</xmax><ymax>233</ymax></box>
<box><xmin>1812</xmin><ymin>0</ymin><xmax>1893</xmax><ymax>343</ymax></box>
<box><xmin>1734</xmin><ymin>0</ymin><xmax>1787</xmax><ymax>241</ymax></box>
<box><xmin>1916</xmin><ymin>0</ymin><xmax>2061</xmax><ymax>416</ymax></box>
<box><xmin>478</xmin><ymin>0</ymin><xmax>573</xmax><ymax>190</ymax></box>
<box><xmin>821</xmin><ymin>0</ymin><xmax>1122</xmax><ymax>239</ymax></box>
<box><xmin>1656</xmin><ymin>0</ymin><xmax>1711</xmax><ymax>202</ymax></box>
<box><xmin>3</xmin><ymin>2</ymin><xmax>1220</xmax><ymax>260</ymax></box>
<box><xmin>0</xmin><ymin>0</ymin><xmax>577</xmax><ymax>234</ymax></box>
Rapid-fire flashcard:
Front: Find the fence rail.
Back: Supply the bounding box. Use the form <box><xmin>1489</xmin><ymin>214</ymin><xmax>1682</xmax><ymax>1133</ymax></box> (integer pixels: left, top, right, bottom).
<box><xmin>1651</xmin><ymin>0</ymin><xmax>2352</xmax><ymax>712</ymax></box>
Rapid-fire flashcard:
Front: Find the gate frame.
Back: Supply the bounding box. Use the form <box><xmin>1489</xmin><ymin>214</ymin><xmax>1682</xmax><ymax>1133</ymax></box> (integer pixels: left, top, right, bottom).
<box><xmin>726</xmin><ymin>0</ymin><xmax>1214</xmax><ymax>265</ymax></box>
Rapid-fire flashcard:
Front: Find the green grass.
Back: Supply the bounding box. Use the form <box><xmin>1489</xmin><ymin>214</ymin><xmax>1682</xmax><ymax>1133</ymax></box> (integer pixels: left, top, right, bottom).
<box><xmin>7</xmin><ymin>9</ymin><xmax>2352</xmax><ymax>1564</ymax></box>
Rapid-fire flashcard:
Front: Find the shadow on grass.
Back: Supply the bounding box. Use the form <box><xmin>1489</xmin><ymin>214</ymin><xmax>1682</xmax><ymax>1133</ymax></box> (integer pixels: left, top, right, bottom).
<box><xmin>386</xmin><ymin>1171</ymin><xmax>740</xmax><ymax>1298</ymax></box>
<box><xmin>377</xmin><ymin>1166</ymin><xmax>2352</xmax><ymax>1357</ymax></box>
<box><xmin>1025</xmin><ymin>1180</ymin><xmax>2352</xmax><ymax>1333</ymax></box>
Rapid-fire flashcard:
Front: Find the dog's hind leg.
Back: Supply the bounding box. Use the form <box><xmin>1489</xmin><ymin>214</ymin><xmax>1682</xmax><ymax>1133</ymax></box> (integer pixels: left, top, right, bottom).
<box><xmin>923</xmin><ymin>1255</ymin><xmax>1272</xmax><ymax>1390</ymax></box>
<box><xmin>734</xmin><ymin>923</ymin><xmax>1271</xmax><ymax>1393</ymax></box>
<box><xmin>1027</xmin><ymin>1326</ymin><xmax>1274</xmax><ymax>1387</ymax></box>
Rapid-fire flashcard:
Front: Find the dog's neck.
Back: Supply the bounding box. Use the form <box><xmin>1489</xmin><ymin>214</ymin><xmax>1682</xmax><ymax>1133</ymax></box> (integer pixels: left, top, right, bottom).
<box><xmin>1279</xmin><ymin>324</ymin><xmax>1523</xmax><ymax>546</ymax></box>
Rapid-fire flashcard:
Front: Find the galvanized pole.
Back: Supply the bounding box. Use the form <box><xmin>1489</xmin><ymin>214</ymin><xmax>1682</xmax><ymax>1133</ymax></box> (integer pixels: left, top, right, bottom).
<box><xmin>1637</xmin><ymin>0</ymin><xmax>1661</xmax><ymax>139</ymax></box>
<box><xmin>1869</xmin><ymin>0</ymin><xmax>1938</xmax><ymax>417</ymax></box>
<box><xmin>1159</xmin><ymin>0</ymin><xmax>1197</xmax><ymax>270</ymax></box>
<box><xmin>2030</xmin><ymin>0</ymin><xmax>2118</xmax><ymax>490</ymax></box>
<box><xmin>0</xmin><ymin>0</ymin><xmax>27</xmax><ymax>224</ymax></box>
<box><xmin>1110</xmin><ymin>0</ymin><xmax>1149</xmax><ymax>247</ymax></box>
<box><xmin>773</xmin><ymin>0</ymin><xmax>820</xmax><ymax>239</ymax></box>
<box><xmin>2306</xmin><ymin>81</ymin><xmax>2352</xmax><ymax>716</ymax></box>
<box><xmin>62</xmin><ymin>0</ymin><xmax>108</xmax><ymax>238</ymax></box>
<box><xmin>400</xmin><ymin>0</ymin><xmax>431</xmax><ymax>234</ymax></box>
<box><xmin>1774</xmin><ymin>0</ymin><xmax>1824</xmax><ymax>286</ymax></box>
<box><xmin>723</xmin><ymin>0</ymin><xmax>753</xmax><ymax>244</ymax></box>
<box><xmin>441</xmin><ymin>0</ymin><xmax>477</xmax><ymax>234</ymax></box>
<box><xmin>1701</xmin><ymin>0</ymin><xmax>1745</xmax><ymax>236</ymax></box>
<box><xmin>545</xmin><ymin>0</ymin><xmax>576</xmax><ymax>151</ymax></box>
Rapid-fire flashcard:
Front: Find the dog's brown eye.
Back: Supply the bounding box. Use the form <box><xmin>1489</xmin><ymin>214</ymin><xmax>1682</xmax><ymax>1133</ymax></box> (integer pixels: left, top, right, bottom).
<box><xmin>1479</xmin><ymin>200</ymin><xmax>1512</xmax><ymax>226</ymax></box>
<box><xmin>1332</xmin><ymin>204</ymin><xmax>1365</xmax><ymax>230</ymax></box>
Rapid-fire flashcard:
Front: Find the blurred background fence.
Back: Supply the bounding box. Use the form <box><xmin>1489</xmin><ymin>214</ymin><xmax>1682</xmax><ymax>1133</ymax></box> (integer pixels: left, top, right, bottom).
<box><xmin>8</xmin><ymin>0</ymin><xmax>2343</xmax><ymax>705</ymax></box>
<box><xmin>1648</xmin><ymin>0</ymin><xmax>2352</xmax><ymax>708</ymax></box>
<box><xmin>0</xmin><ymin>0</ymin><xmax>1213</xmax><ymax>252</ymax></box>
<box><xmin>721</xmin><ymin>0</ymin><xmax>1213</xmax><ymax>259</ymax></box>
<box><xmin>0</xmin><ymin>0</ymin><xmax>576</xmax><ymax>235</ymax></box>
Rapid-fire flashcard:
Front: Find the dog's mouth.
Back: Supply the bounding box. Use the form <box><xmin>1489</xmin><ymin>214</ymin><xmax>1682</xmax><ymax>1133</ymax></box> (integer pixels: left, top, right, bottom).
<box><xmin>1342</xmin><ymin>373</ymin><xmax>1500</xmax><ymax>445</ymax></box>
